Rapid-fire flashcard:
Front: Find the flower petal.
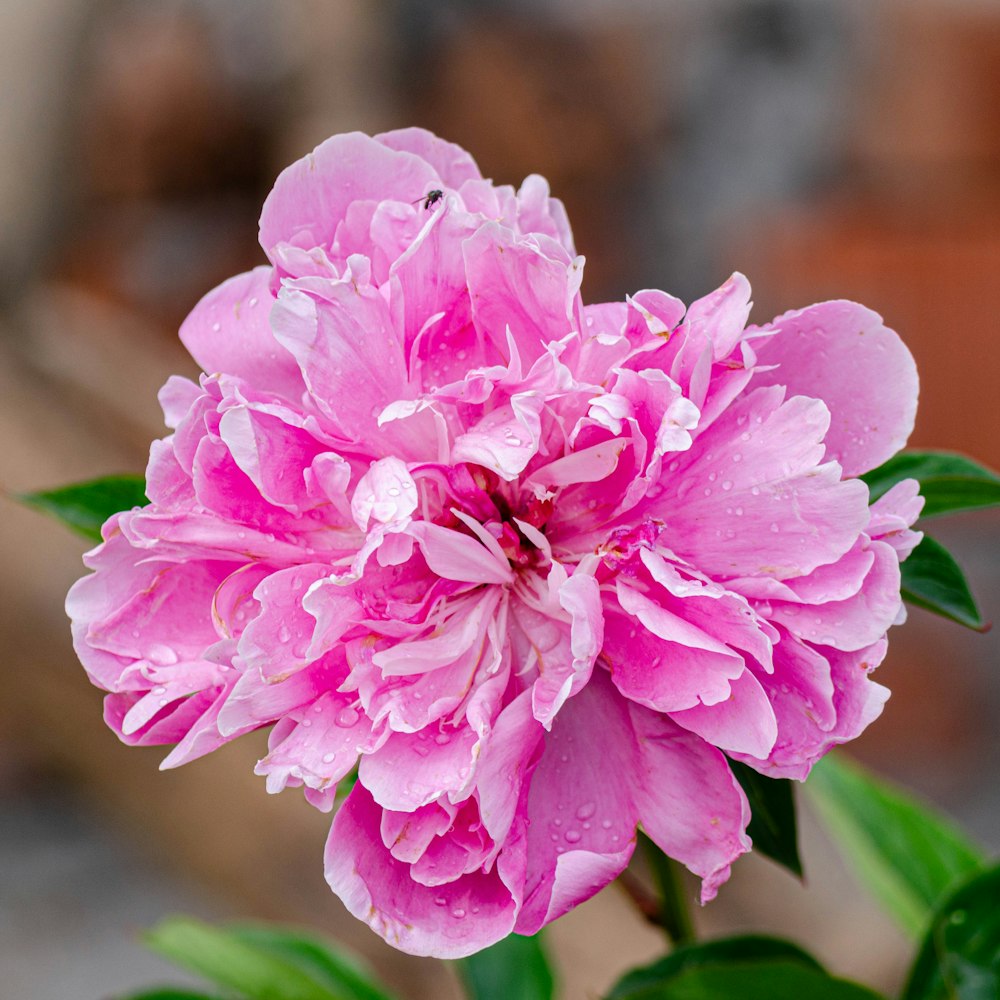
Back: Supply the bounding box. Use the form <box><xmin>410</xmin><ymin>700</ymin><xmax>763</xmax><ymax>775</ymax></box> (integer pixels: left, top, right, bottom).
<box><xmin>753</xmin><ymin>300</ymin><xmax>918</xmax><ymax>477</ymax></box>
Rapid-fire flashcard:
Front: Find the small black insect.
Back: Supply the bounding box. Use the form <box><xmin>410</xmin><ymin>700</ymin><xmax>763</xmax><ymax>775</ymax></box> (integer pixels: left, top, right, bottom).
<box><xmin>418</xmin><ymin>189</ymin><xmax>444</xmax><ymax>210</ymax></box>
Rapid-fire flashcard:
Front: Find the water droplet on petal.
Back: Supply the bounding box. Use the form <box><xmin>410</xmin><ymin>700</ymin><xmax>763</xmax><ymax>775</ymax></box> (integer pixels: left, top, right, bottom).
<box><xmin>452</xmin><ymin>907</ymin><xmax>466</xmax><ymax>919</ymax></box>
<box><xmin>278</xmin><ymin>625</ymin><xmax>291</xmax><ymax>643</ymax></box>
<box><xmin>576</xmin><ymin>802</ymin><xmax>597</xmax><ymax>820</ymax></box>
<box><xmin>322</xmin><ymin>752</ymin><xmax>336</xmax><ymax>764</ymax></box>
<box><xmin>335</xmin><ymin>706</ymin><xmax>359</xmax><ymax>728</ymax></box>
<box><xmin>564</xmin><ymin>829</ymin><xmax>582</xmax><ymax>844</ymax></box>
<box><xmin>770</xmin><ymin>523</ymin><xmax>779</xmax><ymax>533</ymax></box>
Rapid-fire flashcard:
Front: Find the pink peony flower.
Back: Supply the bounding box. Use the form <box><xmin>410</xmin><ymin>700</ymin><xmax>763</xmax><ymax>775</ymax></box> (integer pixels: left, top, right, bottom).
<box><xmin>67</xmin><ymin>129</ymin><xmax>920</xmax><ymax>957</ymax></box>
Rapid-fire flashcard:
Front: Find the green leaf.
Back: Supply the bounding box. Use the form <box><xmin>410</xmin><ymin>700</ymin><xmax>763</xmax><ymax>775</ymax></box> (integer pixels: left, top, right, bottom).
<box><xmin>457</xmin><ymin>932</ymin><xmax>555</xmax><ymax>1000</ymax></box>
<box><xmin>145</xmin><ymin>917</ymin><xmax>391</xmax><ymax>1000</ymax></box>
<box><xmin>607</xmin><ymin>935</ymin><xmax>822</xmax><ymax>998</ymax></box>
<box><xmin>806</xmin><ymin>754</ymin><xmax>984</xmax><ymax>938</ymax></box>
<box><xmin>728</xmin><ymin>759</ymin><xmax>803</xmax><ymax>878</ymax></box>
<box><xmin>901</xmin><ymin>534</ymin><xmax>985</xmax><ymax>630</ymax></box>
<box><xmin>607</xmin><ymin>960</ymin><xmax>885</xmax><ymax>1000</ymax></box>
<box><xmin>863</xmin><ymin>450</ymin><xmax>1000</xmax><ymax>518</ymax></box>
<box><xmin>902</xmin><ymin>862</ymin><xmax>1000</xmax><ymax>1000</ymax></box>
<box><xmin>225</xmin><ymin>925</ymin><xmax>395</xmax><ymax>1000</ymax></box>
<box><xmin>15</xmin><ymin>474</ymin><xmax>147</xmax><ymax>541</ymax></box>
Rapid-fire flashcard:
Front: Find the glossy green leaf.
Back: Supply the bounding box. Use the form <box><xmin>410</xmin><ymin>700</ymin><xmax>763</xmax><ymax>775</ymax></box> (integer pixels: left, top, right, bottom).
<box><xmin>901</xmin><ymin>534</ymin><xmax>985</xmax><ymax>630</ymax></box>
<box><xmin>902</xmin><ymin>862</ymin><xmax>1000</xmax><ymax>1000</ymax></box>
<box><xmin>607</xmin><ymin>935</ymin><xmax>822</xmax><ymax>998</ymax></box>
<box><xmin>15</xmin><ymin>474</ymin><xmax>147</xmax><ymax>542</ymax></box>
<box><xmin>457</xmin><ymin>932</ymin><xmax>555</xmax><ymax>1000</ymax></box>
<box><xmin>226</xmin><ymin>925</ymin><xmax>395</xmax><ymax>1000</ymax></box>
<box><xmin>863</xmin><ymin>450</ymin><xmax>1000</xmax><ymax>518</ymax></box>
<box><xmin>608</xmin><ymin>960</ymin><xmax>885</xmax><ymax>1000</ymax></box>
<box><xmin>145</xmin><ymin>917</ymin><xmax>393</xmax><ymax>1000</ymax></box>
<box><xmin>806</xmin><ymin>754</ymin><xmax>984</xmax><ymax>937</ymax></box>
<box><xmin>728</xmin><ymin>759</ymin><xmax>802</xmax><ymax>878</ymax></box>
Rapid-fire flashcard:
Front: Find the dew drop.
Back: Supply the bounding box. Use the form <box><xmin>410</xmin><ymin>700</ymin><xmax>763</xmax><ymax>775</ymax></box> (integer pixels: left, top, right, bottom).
<box><xmin>248</xmin><ymin>296</ymin><xmax>258</xmax><ymax>307</ymax></box>
<box><xmin>750</xmin><ymin>486</ymin><xmax>761</xmax><ymax>496</ymax></box>
<box><xmin>434</xmin><ymin>896</ymin><xmax>447</xmax><ymax>907</ymax></box>
<box><xmin>770</xmin><ymin>522</ymin><xmax>779</xmax><ymax>533</ymax></box>
<box><xmin>278</xmin><ymin>625</ymin><xmax>291</xmax><ymax>643</ymax></box>
<box><xmin>732</xmin><ymin>453</ymin><xmax>742</xmax><ymax>463</ymax></box>
<box><xmin>151</xmin><ymin>686</ymin><xmax>166</xmax><ymax>696</ymax></box>
<box><xmin>722</xmin><ymin>480</ymin><xmax>733</xmax><ymax>491</ymax></box>
<box><xmin>335</xmin><ymin>706</ymin><xmax>359</xmax><ymax>728</ymax></box>
<box><xmin>601</xmin><ymin>819</ymin><xmax>613</xmax><ymax>830</ymax></box>
<box><xmin>435</xmin><ymin>732</ymin><xmax>450</xmax><ymax>745</ymax></box>
<box><xmin>387</xmin><ymin>487</ymin><xmax>400</xmax><ymax>497</ymax></box>
<box><xmin>452</xmin><ymin>907</ymin><xmax>466</xmax><ymax>919</ymax></box>
<box><xmin>322</xmin><ymin>752</ymin><xmax>336</xmax><ymax>764</ymax></box>
<box><xmin>212</xmin><ymin>322</ymin><xmax>221</xmax><ymax>333</ymax></box>
<box><xmin>576</xmin><ymin>802</ymin><xmax>597</xmax><ymax>820</ymax></box>
<box><xmin>564</xmin><ymin>829</ymin><xmax>582</xmax><ymax>844</ymax></box>
<box><xmin>149</xmin><ymin>644</ymin><xmax>179</xmax><ymax>665</ymax></box>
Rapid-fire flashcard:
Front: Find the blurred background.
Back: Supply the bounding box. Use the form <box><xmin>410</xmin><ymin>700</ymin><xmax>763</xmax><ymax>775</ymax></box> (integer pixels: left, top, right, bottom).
<box><xmin>1</xmin><ymin>0</ymin><xmax>998</xmax><ymax>997</ymax></box>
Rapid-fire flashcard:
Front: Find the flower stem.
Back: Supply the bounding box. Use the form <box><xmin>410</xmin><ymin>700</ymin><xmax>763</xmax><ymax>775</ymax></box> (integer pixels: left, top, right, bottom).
<box><xmin>640</xmin><ymin>832</ymin><xmax>696</xmax><ymax>946</ymax></box>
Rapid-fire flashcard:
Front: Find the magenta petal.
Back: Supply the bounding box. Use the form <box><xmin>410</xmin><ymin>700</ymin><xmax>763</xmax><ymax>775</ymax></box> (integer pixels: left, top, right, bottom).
<box><xmin>238</xmin><ymin>564</ymin><xmax>333</xmax><ymax>680</ymax></box>
<box><xmin>271</xmin><ymin>281</ymin><xmax>412</xmax><ymax>454</ymax></box>
<box><xmin>376</xmin><ymin>127</ymin><xmax>482</xmax><ymax>187</ymax></box>
<box><xmin>408</xmin><ymin>522</ymin><xmax>513</xmax><ymax>585</ymax></box>
<box><xmin>608</xmin><ymin>583</ymin><xmax>746</xmax><ymax>712</ymax></box>
<box><xmin>515</xmin><ymin>673</ymin><xmax>638</xmax><ymax>935</ymax></box>
<box><xmin>179</xmin><ymin>267</ymin><xmax>302</xmax><ymax>400</ymax></box>
<box><xmin>259</xmin><ymin>132</ymin><xmax>439</xmax><ymax>257</ymax></box>
<box><xmin>628</xmin><ymin>702</ymin><xmax>750</xmax><ymax>902</ymax></box>
<box><xmin>668</xmin><ymin>668</ymin><xmax>778</xmax><ymax>758</ymax></box>
<box><xmin>463</xmin><ymin>222</ymin><xmax>580</xmax><ymax>365</ymax></box>
<box><xmin>256</xmin><ymin>688</ymin><xmax>378</xmax><ymax>796</ymax></box>
<box><xmin>359</xmin><ymin>724</ymin><xmax>480</xmax><ymax>811</ymax></box>
<box><xmin>685</xmin><ymin>272</ymin><xmax>753</xmax><ymax>360</ymax></box>
<box><xmin>325</xmin><ymin>785</ymin><xmax>519</xmax><ymax>958</ymax></box>
<box><xmin>753</xmin><ymin>300</ymin><xmax>918</xmax><ymax>476</ymax></box>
